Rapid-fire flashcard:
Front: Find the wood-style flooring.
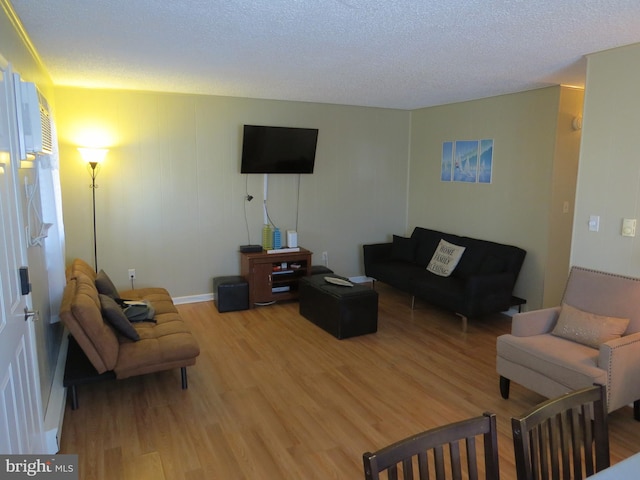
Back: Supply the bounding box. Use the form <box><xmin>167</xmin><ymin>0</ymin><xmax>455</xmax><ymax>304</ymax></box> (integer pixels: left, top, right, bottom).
<box><xmin>59</xmin><ymin>283</ymin><xmax>640</xmax><ymax>479</ymax></box>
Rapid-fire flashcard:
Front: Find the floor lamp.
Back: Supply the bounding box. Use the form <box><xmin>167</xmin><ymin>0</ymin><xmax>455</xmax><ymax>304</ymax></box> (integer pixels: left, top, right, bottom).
<box><xmin>78</xmin><ymin>148</ymin><xmax>108</xmax><ymax>273</ymax></box>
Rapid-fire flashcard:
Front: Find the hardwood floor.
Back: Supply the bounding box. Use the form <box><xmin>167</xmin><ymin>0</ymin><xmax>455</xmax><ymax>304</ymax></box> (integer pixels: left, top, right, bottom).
<box><xmin>59</xmin><ymin>283</ymin><xmax>640</xmax><ymax>479</ymax></box>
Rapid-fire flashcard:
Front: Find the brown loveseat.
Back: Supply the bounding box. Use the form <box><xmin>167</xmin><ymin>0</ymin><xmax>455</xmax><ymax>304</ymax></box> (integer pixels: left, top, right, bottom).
<box><xmin>60</xmin><ymin>259</ymin><xmax>200</xmax><ymax>408</ymax></box>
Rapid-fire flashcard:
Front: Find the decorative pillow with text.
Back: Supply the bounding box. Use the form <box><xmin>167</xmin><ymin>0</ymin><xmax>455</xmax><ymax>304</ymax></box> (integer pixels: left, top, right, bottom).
<box><xmin>426</xmin><ymin>239</ymin><xmax>466</xmax><ymax>277</ymax></box>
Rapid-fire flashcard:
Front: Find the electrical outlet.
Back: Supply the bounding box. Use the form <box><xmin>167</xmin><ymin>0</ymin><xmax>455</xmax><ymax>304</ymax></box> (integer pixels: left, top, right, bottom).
<box><xmin>128</xmin><ymin>268</ymin><xmax>136</xmax><ymax>279</ymax></box>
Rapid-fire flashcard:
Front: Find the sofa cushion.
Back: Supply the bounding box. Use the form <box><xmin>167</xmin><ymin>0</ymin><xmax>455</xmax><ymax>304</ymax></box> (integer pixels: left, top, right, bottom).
<box><xmin>68</xmin><ymin>258</ymin><xmax>97</xmax><ymax>282</ymax></box>
<box><xmin>412</xmin><ymin>227</ymin><xmax>445</xmax><ymax>267</ymax></box>
<box><xmin>100</xmin><ymin>294</ymin><xmax>140</xmax><ymax>341</ymax></box>
<box><xmin>95</xmin><ymin>269</ymin><xmax>119</xmax><ymax>298</ymax></box>
<box><xmin>497</xmin><ymin>333</ymin><xmax>606</xmax><ymax>389</ymax></box>
<box><xmin>479</xmin><ymin>254</ymin><xmax>506</xmax><ymax>274</ymax></box>
<box><xmin>391</xmin><ymin>235</ymin><xmax>417</xmax><ymax>262</ymax></box>
<box><xmin>551</xmin><ymin>303</ymin><xmax>629</xmax><ymax>348</ymax></box>
<box><xmin>366</xmin><ymin>261</ymin><xmax>425</xmax><ymax>292</ymax></box>
<box><xmin>115</xmin><ymin>311</ymin><xmax>200</xmax><ymax>378</ymax></box>
<box><xmin>60</xmin><ymin>273</ymin><xmax>119</xmax><ymax>373</ymax></box>
<box><xmin>426</xmin><ymin>239</ymin><xmax>466</xmax><ymax>277</ymax></box>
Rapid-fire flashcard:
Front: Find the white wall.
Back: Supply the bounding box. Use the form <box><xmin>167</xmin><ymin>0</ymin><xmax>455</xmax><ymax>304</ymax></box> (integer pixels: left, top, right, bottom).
<box><xmin>54</xmin><ymin>88</ymin><xmax>411</xmax><ymax>297</ymax></box>
<box><xmin>572</xmin><ymin>43</ymin><xmax>640</xmax><ymax>274</ymax></box>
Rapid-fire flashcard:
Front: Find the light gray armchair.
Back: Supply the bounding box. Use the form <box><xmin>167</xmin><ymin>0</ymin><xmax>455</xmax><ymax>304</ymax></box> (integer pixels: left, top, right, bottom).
<box><xmin>497</xmin><ymin>266</ymin><xmax>640</xmax><ymax>419</ymax></box>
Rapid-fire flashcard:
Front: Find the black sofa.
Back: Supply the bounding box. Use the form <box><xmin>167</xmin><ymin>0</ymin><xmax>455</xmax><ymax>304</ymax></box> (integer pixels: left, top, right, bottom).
<box><xmin>363</xmin><ymin>227</ymin><xmax>526</xmax><ymax>330</ymax></box>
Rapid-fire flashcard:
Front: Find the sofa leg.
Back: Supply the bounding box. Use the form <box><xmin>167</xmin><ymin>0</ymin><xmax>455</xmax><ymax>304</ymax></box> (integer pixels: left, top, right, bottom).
<box><xmin>634</xmin><ymin>400</ymin><xmax>640</xmax><ymax>421</ymax></box>
<box><xmin>500</xmin><ymin>376</ymin><xmax>510</xmax><ymax>399</ymax></box>
<box><xmin>455</xmin><ymin>313</ymin><xmax>468</xmax><ymax>333</ymax></box>
<box><xmin>181</xmin><ymin>367</ymin><xmax>188</xmax><ymax>389</ymax></box>
<box><xmin>69</xmin><ymin>385</ymin><xmax>79</xmax><ymax>410</ymax></box>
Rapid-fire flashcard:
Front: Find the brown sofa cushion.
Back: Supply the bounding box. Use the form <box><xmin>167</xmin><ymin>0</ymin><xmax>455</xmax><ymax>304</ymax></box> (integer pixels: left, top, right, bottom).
<box><xmin>60</xmin><ymin>273</ymin><xmax>119</xmax><ymax>373</ymax></box>
<box><xmin>67</xmin><ymin>258</ymin><xmax>96</xmax><ymax>281</ymax></box>
<box><xmin>116</xmin><ymin>310</ymin><xmax>200</xmax><ymax>378</ymax></box>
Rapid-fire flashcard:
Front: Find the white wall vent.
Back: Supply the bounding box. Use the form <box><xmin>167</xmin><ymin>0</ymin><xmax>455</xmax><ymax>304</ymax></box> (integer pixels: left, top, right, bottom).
<box><xmin>13</xmin><ymin>76</ymin><xmax>53</xmax><ymax>157</ymax></box>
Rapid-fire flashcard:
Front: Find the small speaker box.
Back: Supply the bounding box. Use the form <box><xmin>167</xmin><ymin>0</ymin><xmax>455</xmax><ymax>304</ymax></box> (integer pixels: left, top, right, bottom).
<box><xmin>287</xmin><ymin>230</ymin><xmax>298</xmax><ymax>248</ymax></box>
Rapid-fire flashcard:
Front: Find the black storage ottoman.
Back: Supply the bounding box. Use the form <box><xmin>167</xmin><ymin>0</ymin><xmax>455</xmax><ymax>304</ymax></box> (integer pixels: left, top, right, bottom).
<box><xmin>299</xmin><ymin>275</ymin><xmax>378</xmax><ymax>339</ymax></box>
<box><xmin>213</xmin><ymin>276</ymin><xmax>249</xmax><ymax>313</ymax></box>
<box><xmin>310</xmin><ymin>265</ymin><xmax>334</xmax><ymax>276</ymax></box>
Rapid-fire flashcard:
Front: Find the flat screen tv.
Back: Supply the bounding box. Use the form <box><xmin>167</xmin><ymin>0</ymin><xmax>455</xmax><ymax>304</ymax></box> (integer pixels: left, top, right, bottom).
<box><xmin>240</xmin><ymin>125</ymin><xmax>318</xmax><ymax>174</ymax></box>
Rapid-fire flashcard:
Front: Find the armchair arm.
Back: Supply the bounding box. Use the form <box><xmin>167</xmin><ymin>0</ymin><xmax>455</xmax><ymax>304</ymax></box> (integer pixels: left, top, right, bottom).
<box><xmin>598</xmin><ymin>332</ymin><xmax>640</xmax><ymax>411</ymax></box>
<box><xmin>510</xmin><ymin>306</ymin><xmax>561</xmax><ymax>337</ymax></box>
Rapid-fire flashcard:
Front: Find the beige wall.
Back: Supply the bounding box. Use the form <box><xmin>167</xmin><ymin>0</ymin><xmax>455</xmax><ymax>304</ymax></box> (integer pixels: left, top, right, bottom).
<box><xmin>572</xmin><ymin>43</ymin><xmax>640</xmax><ymax>274</ymax></box>
<box><xmin>408</xmin><ymin>86</ymin><xmax>583</xmax><ymax>310</ymax></box>
<box><xmin>543</xmin><ymin>87</ymin><xmax>583</xmax><ymax>306</ymax></box>
<box><xmin>53</xmin><ymin>88</ymin><xmax>411</xmax><ymax>297</ymax></box>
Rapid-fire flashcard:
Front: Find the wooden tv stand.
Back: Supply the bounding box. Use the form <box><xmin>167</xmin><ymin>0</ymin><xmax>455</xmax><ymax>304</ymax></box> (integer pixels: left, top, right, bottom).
<box><xmin>240</xmin><ymin>247</ymin><xmax>312</xmax><ymax>307</ymax></box>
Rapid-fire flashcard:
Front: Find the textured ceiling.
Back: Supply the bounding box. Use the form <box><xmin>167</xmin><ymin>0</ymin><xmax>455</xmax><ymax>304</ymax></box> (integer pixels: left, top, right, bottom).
<box><xmin>9</xmin><ymin>0</ymin><xmax>640</xmax><ymax>109</ymax></box>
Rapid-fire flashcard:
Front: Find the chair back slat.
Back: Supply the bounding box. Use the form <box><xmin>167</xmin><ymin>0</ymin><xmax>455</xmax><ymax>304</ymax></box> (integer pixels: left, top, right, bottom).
<box><xmin>511</xmin><ymin>384</ymin><xmax>610</xmax><ymax>480</ymax></box>
<box><xmin>466</xmin><ymin>437</ymin><xmax>479</xmax><ymax>480</ymax></box>
<box><xmin>448</xmin><ymin>441</ymin><xmax>462</xmax><ymax>480</ymax></box>
<box><xmin>363</xmin><ymin>413</ymin><xmax>500</xmax><ymax>480</ymax></box>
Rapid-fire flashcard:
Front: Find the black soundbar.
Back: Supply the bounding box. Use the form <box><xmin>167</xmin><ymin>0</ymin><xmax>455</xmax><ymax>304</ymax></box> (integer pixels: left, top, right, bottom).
<box><xmin>240</xmin><ymin>244</ymin><xmax>263</xmax><ymax>253</ymax></box>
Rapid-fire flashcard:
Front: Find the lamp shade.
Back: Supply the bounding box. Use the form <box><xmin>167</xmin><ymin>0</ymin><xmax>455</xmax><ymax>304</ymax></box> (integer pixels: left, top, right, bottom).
<box><xmin>78</xmin><ymin>147</ymin><xmax>108</xmax><ymax>164</ymax></box>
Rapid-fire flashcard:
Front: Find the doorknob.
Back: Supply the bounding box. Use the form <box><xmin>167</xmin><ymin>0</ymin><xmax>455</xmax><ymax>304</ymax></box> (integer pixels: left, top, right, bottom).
<box><xmin>24</xmin><ymin>307</ymin><xmax>38</xmax><ymax>322</ymax></box>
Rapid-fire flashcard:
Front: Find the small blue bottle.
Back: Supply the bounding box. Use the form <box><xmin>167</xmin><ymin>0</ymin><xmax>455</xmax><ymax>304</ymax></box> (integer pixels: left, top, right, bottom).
<box><xmin>273</xmin><ymin>227</ymin><xmax>282</xmax><ymax>250</ymax></box>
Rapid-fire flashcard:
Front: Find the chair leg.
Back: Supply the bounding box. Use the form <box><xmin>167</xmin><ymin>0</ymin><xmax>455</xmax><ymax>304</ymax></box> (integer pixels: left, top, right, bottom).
<box><xmin>181</xmin><ymin>367</ymin><xmax>188</xmax><ymax>389</ymax></box>
<box><xmin>410</xmin><ymin>295</ymin><xmax>415</xmax><ymax>310</ymax></box>
<box><xmin>500</xmin><ymin>376</ymin><xmax>510</xmax><ymax>399</ymax></box>
<box><xmin>634</xmin><ymin>400</ymin><xmax>640</xmax><ymax>421</ymax></box>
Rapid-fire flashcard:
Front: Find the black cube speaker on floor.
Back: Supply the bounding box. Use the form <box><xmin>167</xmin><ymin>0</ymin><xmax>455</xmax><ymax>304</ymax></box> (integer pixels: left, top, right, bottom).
<box><xmin>213</xmin><ymin>276</ymin><xmax>249</xmax><ymax>313</ymax></box>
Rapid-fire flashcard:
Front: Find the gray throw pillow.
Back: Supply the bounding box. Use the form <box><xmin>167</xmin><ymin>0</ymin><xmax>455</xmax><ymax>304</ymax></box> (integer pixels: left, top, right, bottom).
<box><xmin>99</xmin><ymin>294</ymin><xmax>140</xmax><ymax>341</ymax></box>
<box><xmin>95</xmin><ymin>269</ymin><xmax>119</xmax><ymax>298</ymax></box>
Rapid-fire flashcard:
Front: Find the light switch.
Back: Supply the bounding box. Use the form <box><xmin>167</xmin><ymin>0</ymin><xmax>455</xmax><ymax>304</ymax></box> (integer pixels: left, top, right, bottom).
<box><xmin>589</xmin><ymin>215</ymin><xmax>600</xmax><ymax>232</ymax></box>
<box><xmin>622</xmin><ymin>218</ymin><xmax>637</xmax><ymax>237</ymax></box>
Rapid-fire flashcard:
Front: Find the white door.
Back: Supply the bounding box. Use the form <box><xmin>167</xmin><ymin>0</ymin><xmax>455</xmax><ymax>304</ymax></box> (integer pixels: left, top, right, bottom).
<box><xmin>0</xmin><ymin>58</ymin><xmax>45</xmax><ymax>453</ymax></box>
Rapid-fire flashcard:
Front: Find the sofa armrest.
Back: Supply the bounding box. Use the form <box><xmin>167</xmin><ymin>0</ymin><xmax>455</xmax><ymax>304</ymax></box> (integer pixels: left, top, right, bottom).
<box><xmin>510</xmin><ymin>306</ymin><xmax>561</xmax><ymax>337</ymax></box>
<box><xmin>363</xmin><ymin>243</ymin><xmax>392</xmax><ymax>269</ymax></box>
<box><xmin>598</xmin><ymin>332</ymin><xmax>640</xmax><ymax>411</ymax></box>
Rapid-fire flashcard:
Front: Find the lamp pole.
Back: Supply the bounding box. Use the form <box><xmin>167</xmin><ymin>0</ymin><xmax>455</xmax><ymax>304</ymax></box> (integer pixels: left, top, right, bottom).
<box><xmin>88</xmin><ymin>161</ymin><xmax>99</xmax><ymax>273</ymax></box>
<box><xmin>79</xmin><ymin>147</ymin><xmax>108</xmax><ymax>273</ymax></box>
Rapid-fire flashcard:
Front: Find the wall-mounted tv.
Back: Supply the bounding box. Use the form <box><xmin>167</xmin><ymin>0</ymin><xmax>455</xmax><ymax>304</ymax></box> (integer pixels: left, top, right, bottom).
<box><xmin>240</xmin><ymin>125</ymin><xmax>318</xmax><ymax>174</ymax></box>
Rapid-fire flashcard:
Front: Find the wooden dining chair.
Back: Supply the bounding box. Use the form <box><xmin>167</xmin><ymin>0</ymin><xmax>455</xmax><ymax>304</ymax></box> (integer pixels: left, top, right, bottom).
<box><xmin>362</xmin><ymin>412</ymin><xmax>500</xmax><ymax>480</ymax></box>
<box><xmin>511</xmin><ymin>384</ymin><xmax>610</xmax><ymax>480</ymax></box>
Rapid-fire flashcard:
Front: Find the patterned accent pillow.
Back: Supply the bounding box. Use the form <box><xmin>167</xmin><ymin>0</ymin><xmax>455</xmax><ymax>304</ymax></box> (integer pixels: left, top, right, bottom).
<box><xmin>426</xmin><ymin>239</ymin><xmax>466</xmax><ymax>277</ymax></box>
<box><xmin>551</xmin><ymin>303</ymin><xmax>629</xmax><ymax>348</ymax></box>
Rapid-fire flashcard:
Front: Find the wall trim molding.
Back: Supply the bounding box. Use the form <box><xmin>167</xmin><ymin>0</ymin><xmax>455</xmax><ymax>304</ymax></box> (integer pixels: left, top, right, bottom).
<box><xmin>173</xmin><ymin>293</ymin><xmax>214</xmax><ymax>305</ymax></box>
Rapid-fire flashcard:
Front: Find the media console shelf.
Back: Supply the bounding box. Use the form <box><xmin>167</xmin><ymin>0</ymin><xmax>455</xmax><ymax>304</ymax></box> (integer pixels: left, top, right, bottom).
<box><xmin>240</xmin><ymin>247</ymin><xmax>312</xmax><ymax>307</ymax></box>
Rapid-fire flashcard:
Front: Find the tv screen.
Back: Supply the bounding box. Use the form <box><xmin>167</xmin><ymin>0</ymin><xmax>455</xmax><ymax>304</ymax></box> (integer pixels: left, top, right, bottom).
<box><xmin>240</xmin><ymin>125</ymin><xmax>318</xmax><ymax>174</ymax></box>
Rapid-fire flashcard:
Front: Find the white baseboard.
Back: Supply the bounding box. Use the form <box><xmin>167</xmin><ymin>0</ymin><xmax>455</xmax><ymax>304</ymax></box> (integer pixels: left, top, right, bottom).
<box><xmin>173</xmin><ymin>293</ymin><xmax>214</xmax><ymax>305</ymax></box>
<box><xmin>44</xmin><ymin>331</ymin><xmax>68</xmax><ymax>454</ymax></box>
